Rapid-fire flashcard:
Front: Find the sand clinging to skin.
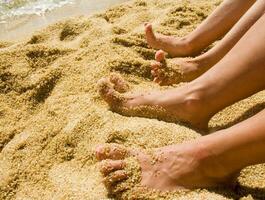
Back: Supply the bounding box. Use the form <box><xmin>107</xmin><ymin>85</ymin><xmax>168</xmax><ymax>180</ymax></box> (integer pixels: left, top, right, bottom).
<box><xmin>1</xmin><ymin>0</ymin><xmax>265</xmax><ymax>199</ymax></box>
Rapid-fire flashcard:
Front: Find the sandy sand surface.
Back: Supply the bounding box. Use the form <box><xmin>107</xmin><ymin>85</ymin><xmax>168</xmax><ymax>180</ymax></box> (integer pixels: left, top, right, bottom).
<box><xmin>0</xmin><ymin>0</ymin><xmax>265</xmax><ymax>199</ymax></box>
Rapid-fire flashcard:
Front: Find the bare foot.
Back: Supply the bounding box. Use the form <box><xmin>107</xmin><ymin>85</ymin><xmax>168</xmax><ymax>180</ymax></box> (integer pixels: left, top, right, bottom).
<box><xmin>95</xmin><ymin>143</ymin><xmax>238</xmax><ymax>195</ymax></box>
<box><xmin>97</xmin><ymin>74</ymin><xmax>210</xmax><ymax>130</ymax></box>
<box><xmin>145</xmin><ymin>23</ymin><xmax>196</xmax><ymax>57</ymax></box>
<box><xmin>151</xmin><ymin>50</ymin><xmax>212</xmax><ymax>86</ymax></box>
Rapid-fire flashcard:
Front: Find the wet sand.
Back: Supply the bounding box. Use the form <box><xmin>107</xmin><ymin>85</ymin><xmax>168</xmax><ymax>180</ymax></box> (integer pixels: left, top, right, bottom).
<box><xmin>0</xmin><ymin>0</ymin><xmax>129</xmax><ymax>41</ymax></box>
<box><xmin>0</xmin><ymin>0</ymin><xmax>265</xmax><ymax>199</ymax></box>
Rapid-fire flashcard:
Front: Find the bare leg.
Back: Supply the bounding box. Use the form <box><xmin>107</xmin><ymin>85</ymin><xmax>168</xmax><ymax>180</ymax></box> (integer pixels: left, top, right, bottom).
<box><xmin>96</xmin><ymin>108</ymin><xmax>265</xmax><ymax>193</ymax></box>
<box><xmin>145</xmin><ymin>0</ymin><xmax>256</xmax><ymax>57</ymax></box>
<box><xmin>152</xmin><ymin>0</ymin><xmax>265</xmax><ymax>85</ymax></box>
<box><xmin>99</xmin><ymin>13</ymin><xmax>265</xmax><ymax>131</ymax></box>
<box><xmin>196</xmin><ymin>0</ymin><xmax>265</xmax><ymax>71</ymax></box>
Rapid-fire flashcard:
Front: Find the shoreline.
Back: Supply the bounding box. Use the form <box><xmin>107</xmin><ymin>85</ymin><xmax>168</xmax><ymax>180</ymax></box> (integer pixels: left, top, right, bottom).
<box><xmin>0</xmin><ymin>0</ymin><xmax>129</xmax><ymax>42</ymax></box>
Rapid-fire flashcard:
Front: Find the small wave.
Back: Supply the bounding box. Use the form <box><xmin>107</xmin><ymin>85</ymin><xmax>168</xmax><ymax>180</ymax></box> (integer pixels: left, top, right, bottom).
<box><xmin>0</xmin><ymin>0</ymin><xmax>74</xmax><ymax>23</ymax></box>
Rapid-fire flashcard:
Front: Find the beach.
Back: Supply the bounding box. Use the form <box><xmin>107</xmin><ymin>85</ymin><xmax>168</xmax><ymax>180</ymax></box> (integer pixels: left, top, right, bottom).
<box><xmin>0</xmin><ymin>0</ymin><xmax>265</xmax><ymax>199</ymax></box>
<box><xmin>0</xmin><ymin>0</ymin><xmax>129</xmax><ymax>41</ymax></box>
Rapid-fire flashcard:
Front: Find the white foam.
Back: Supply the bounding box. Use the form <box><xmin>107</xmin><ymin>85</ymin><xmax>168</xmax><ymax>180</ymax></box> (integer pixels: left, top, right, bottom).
<box><xmin>0</xmin><ymin>0</ymin><xmax>74</xmax><ymax>23</ymax></box>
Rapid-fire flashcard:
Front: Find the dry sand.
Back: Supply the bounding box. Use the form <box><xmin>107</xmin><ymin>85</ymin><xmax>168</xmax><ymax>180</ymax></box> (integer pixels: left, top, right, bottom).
<box><xmin>0</xmin><ymin>0</ymin><xmax>265</xmax><ymax>199</ymax></box>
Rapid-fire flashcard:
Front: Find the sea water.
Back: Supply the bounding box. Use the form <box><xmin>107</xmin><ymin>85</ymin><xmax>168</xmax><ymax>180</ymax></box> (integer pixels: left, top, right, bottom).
<box><xmin>0</xmin><ymin>0</ymin><xmax>74</xmax><ymax>23</ymax></box>
<box><xmin>0</xmin><ymin>0</ymin><xmax>129</xmax><ymax>40</ymax></box>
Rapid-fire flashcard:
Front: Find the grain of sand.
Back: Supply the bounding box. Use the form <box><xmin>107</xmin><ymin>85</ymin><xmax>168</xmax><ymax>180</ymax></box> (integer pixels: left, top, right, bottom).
<box><xmin>0</xmin><ymin>0</ymin><xmax>265</xmax><ymax>199</ymax></box>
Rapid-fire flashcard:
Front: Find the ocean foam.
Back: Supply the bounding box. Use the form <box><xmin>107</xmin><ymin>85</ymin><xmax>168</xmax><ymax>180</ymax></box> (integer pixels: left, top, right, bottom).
<box><xmin>0</xmin><ymin>0</ymin><xmax>74</xmax><ymax>23</ymax></box>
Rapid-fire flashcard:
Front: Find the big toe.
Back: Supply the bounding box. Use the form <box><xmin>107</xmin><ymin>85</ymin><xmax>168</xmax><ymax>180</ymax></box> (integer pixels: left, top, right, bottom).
<box><xmin>109</xmin><ymin>73</ymin><xmax>129</xmax><ymax>93</ymax></box>
<box><xmin>95</xmin><ymin>144</ymin><xmax>129</xmax><ymax>161</ymax></box>
<box><xmin>144</xmin><ymin>23</ymin><xmax>153</xmax><ymax>34</ymax></box>
<box><xmin>145</xmin><ymin>23</ymin><xmax>156</xmax><ymax>41</ymax></box>
<box><xmin>97</xmin><ymin>78</ymin><xmax>114</xmax><ymax>99</ymax></box>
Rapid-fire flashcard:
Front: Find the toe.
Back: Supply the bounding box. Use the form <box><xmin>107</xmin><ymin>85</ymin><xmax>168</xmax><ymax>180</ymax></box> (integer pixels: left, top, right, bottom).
<box><xmin>145</xmin><ymin>23</ymin><xmax>157</xmax><ymax>46</ymax></box>
<box><xmin>97</xmin><ymin>78</ymin><xmax>114</xmax><ymax>100</ymax></box>
<box><xmin>153</xmin><ymin>77</ymin><xmax>161</xmax><ymax>84</ymax></box>
<box><xmin>155</xmin><ymin>50</ymin><xmax>165</xmax><ymax>62</ymax></box>
<box><xmin>151</xmin><ymin>63</ymin><xmax>167</xmax><ymax>85</ymax></box>
<box><xmin>109</xmin><ymin>73</ymin><xmax>129</xmax><ymax>93</ymax></box>
<box><xmin>103</xmin><ymin>170</ymin><xmax>128</xmax><ymax>187</ymax></box>
<box><xmin>112</xmin><ymin>182</ymin><xmax>130</xmax><ymax>194</ymax></box>
<box><xmin>151</xmin><ymin>61</ymin><xmax>161</xmax><ymax>70</ymax></box>
<box><xmin>145</xmin><ymin>23</ymin><xmax>154</xmax><ymax>37</ymax></box>
<box><xmin>109</xmin><ymin>73</ymin><xmax>122</xmax><ymax>84</ymax></box>
<box><xmin>151</xmin><ymin>69</ymin><xmax>157</xmax><ymax>77</ymax></box>
<box><xmin>97</xmin><ymin>78</ymin><xmax>125</xmax><ymax>107</ymax></box>
<box><xmin>100</xmin><ymin>160</ymin><xmax>126</xmax><ymax>176</ymax></box>
<box><xmin>95</xmin><ymin>144</ymin><xmax>128</xmax><ymax>161</ymax></box>
<box><xmin>151</xmin><ymin>67</ymin><xmax>164</xmax><ymax>78</ymax></box>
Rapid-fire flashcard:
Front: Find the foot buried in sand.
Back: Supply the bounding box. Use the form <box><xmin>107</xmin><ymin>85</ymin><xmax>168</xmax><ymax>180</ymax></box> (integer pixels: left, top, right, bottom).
<box><xmin>95</xmin><ymin>143</ymin><xmax>238</xmax><ymax>196</ymax></box>
<box><xmin>144</xmin><ymin>23</ymin><xmax>194</xmax><ymax>57</ymax></box>
<box><xmin>97</xmin><ymin>73</ymin><xmax>209</xmax><ymax>131</ymax></box>
<box><xmin>151</xmin><ymin>50</ymin><xmax>207</xmax><ymax>86</ymax></box>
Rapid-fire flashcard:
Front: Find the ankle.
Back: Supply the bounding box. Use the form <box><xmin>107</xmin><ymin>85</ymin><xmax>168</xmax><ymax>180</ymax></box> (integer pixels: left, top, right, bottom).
<box><xmin>178</xmin><ymin>36</ymin><xmax>195</xmax><ymax>55</ymax></box>
<box><xmin>196</xmin><ymin>51</ymin><xmax>221</xmax><ymax>67</ymax></box>
<box><xmin>193</xmin><ymin>140</ymin><xmax>234</xmax><ymax>180</ymax></box>
<box><xmin>181</xmin><ymin>35</ymin><xmax>207</xmax><ymax>56</ymax></box>
<box><xmin>195</xmin><ymin>131</ymin><xmax>243</xmax><ymax>181</ymax></box>
<box><xmin>181</xmin><ymin>83</ymin><xmax>211</xmax><ymax>126</ymax></box>
<box><xmin>193</xmin><ymin>55</ymin><xmax>209</xmax><ymax>67</ymax></box>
